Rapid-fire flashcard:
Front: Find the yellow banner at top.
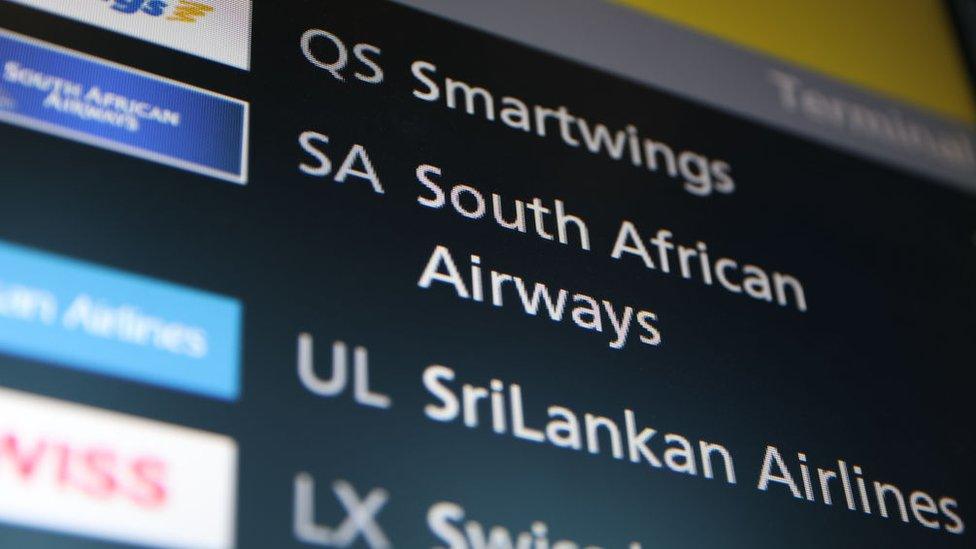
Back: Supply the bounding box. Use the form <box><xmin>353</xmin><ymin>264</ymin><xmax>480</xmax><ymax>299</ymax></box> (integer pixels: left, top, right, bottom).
<box><xmin>614</xmin><ymin>0</ymin><xmax>976</xmax><ymax>124</ymax></box>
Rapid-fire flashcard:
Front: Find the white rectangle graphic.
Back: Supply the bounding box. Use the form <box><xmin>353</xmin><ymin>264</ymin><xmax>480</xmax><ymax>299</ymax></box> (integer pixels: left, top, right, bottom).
<box><xmin>0</xmin><ymin>387</ymin><xmax>237</xmax><ymax>548</ymax></box>
<box><xmin>6</xmin><ymin>0</ymin><xmax>252</xmax><ymax>70</ymax></box>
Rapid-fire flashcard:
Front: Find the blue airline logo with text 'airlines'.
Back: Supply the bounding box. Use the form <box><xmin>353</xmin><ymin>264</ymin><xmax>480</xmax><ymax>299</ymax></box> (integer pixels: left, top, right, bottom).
<box><xmin>0</xmin><ymin>240</ymin><xmax>242</xmax><ymax>400</ymax></box>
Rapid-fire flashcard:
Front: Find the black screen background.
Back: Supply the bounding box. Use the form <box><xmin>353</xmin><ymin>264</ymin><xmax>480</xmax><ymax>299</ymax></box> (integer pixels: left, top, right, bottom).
<box><xmin>0</xmin><ymin>1</ymin><xmax>974</xmax><ymax>547</ymax></box>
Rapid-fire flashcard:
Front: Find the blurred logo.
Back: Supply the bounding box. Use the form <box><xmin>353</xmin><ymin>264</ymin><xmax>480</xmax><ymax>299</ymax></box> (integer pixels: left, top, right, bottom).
<box><xmin>0</xmin><ymin>237</ymin><xmax>244</xmax><ymax>399</ymax></box>
<box><xmin>100</xmin><ymin>0</ymin><xmax>215</xmax><ymax>24</ymax></box>
<box><xmin>3</xmin><ymin>58</ymin><xmax>183</xmax><ymax>133</ymax></box>
<box><xmin>7</xmin><ymin>0</ymin><xmax>252</xmax><ymax>69</ymax></box>
<box><xmin>0</xmin><ymin>387</ymin><xmax>238</xmax><ymax>548</ymax></box>
<box><xmin>0</xmin><ymin>29</ymin><xmax>249</xmax><ymax>184</ymax></box>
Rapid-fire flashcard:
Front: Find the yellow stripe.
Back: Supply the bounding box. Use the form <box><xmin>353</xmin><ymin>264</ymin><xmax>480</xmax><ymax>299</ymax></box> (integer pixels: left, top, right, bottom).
<box><xmin>614</xmin><ymin>0</ymin><xmax>976</xmax><ymax>124</ymax></box>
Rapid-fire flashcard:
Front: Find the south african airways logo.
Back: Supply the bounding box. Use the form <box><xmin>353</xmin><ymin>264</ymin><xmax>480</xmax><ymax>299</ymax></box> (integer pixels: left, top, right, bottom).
<box><xmin>101</xmin><ymin>0</ymin><xmax>215</xmax><ymax>23</ymax></box>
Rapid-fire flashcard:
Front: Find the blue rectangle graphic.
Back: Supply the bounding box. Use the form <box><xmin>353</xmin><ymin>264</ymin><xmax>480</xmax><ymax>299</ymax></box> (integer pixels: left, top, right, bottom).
<box><xmin>0</xmin><ymin>28</ymin><xmax>248</xmax><ymax>183</ymax></box>
<box><xmin>0</xmin><ymin>240</ymin><xmax>242</xmax><ymax>400</ymax></box>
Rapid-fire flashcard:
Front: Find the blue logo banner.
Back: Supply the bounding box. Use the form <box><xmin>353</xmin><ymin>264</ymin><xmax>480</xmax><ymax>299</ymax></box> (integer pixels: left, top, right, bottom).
<box><xmin>0</xmin><ymin>240</ymin><xmax>242</xmax><ymax>400</ymax></box>
<box><xmin>0</xmin><ymin>28</ymin><xmax>248</xmax><ymax>183</ymax></box>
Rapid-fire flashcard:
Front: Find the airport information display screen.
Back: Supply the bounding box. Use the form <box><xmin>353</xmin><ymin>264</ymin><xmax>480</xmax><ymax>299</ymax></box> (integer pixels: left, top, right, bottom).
<box><xmin>0</xmin><ymin>1</ymin><xmax>974</xmax><ymax>548</ymax></box>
